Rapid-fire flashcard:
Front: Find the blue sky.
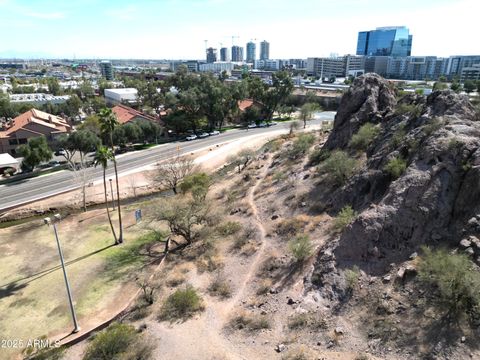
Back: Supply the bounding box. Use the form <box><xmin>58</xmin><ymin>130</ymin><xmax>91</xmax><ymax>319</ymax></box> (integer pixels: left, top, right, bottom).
<box><xmin>0</xmin><ymin>0</ymin><xmax>478</xmax><ymax>59</ymax></box>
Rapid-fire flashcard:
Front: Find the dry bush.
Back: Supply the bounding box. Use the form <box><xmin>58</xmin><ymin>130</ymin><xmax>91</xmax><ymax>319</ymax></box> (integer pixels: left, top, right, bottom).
<box><xmin>196</xmin><ymin>251</ymin><xmax>224</xmax><ymax>273</ymax></box>
<box><xmin>208</xmin><ymin>277</ymin><xmax>232</xmax><ymax>299</ymax></box>
<box><xmin>256</xmin><ymin>279</ymin><xmax>273</xmax><ymax>295</ymax></box>
<box><xmin>158</xmin><ymin>285</ymin><xmax>204</xmax><ymax>321</ymax></box>
<box><xmin>276</xmin><ymin>217</ymin><xmax>308</xmax><ymax>237</ymax></box>
<box><xmin>229</xmin><ymin>311</ymin><xmax>271</xmax><ymax>331</ymax></box>
<box><xmin>287</xmin><ymin>312</ymin><xmax>328</xmax><ymax>330</ymax></box>
<box><xmin>166</xmin><ymin>271</ymin><xmax>186</xmax><ymax>287</ymax></box>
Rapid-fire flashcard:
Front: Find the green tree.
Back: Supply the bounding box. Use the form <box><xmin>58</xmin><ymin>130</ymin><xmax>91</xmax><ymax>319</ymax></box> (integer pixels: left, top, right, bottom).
<box><xmin>179</xmin><ymin>172</ymin><xmax>212</xmax><ymax>201</ymax></box>
<box><xmin>94</xmin><ymin>146</ymin><xmax>118</xmax><ymax>244</ymax></box>
<box><xmin>263</xmin><ymin>71</ymin><xmax>294</xmax><ymax>121</ymax></box>
<box><xmin>99</xmin><ymin>108</ymin><xmax>123</xmax><ymax>244</ymax></box>
<box><xmin>450</xmin><ymin>81</ymin><xmax>462</xmax><ymax>93</ymax></box>
<box><xmin>299</xmin><ymin>102</ymin><xmax>320</xmax><ymax>129</ymax></box>
<box><xmin>463</xmin><ymin>80</ymin><xmax>476</xmax><ymax>94</ymax></box>
<box><xmin>18</xmin><ymin>136</ymin><xmax>53</xmax><ymax>172</ymax></box>
<box><xmin>349</xmin><ymin>123</ymin><xmax>380</xmax><ymax>150</ymax></box>
<box><xmin>46</xmin><ymin>77</ymin><xmax>61</xmax><ymax>95</ymax></box>
<box><xmin>78</xmin><ymin>115</ymin><xmax>101</xmax><ymax>135</ymax></box>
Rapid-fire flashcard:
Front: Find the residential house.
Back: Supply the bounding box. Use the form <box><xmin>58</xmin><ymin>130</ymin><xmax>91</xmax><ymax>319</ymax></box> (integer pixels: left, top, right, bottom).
<box><xmin>111</xmin><ymin>104</ymin><xmax>160</xmax><ymax>125</ymax></box>
<box><xmin>0</xmin><ymin>109</ymin><xmax>71</xmax><ymax>156</ymax></box>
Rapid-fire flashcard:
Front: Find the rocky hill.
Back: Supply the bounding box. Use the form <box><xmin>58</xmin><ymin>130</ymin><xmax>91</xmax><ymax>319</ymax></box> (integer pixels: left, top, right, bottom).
<box><xmin>314</xmin><ymin>73</ymin><xmax>480</xmax><ymax>275</ymax></box>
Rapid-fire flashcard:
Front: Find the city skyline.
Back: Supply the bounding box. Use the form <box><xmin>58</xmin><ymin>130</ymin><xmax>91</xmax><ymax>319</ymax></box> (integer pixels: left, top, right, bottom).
<box><xmin>0</xmin><ymin>0</ymin><xmax>478</xmax><ymax>60</ymax></box>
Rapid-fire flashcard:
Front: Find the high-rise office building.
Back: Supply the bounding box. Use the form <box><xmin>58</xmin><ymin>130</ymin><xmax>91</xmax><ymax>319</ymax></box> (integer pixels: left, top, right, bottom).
<box><xmin>99</xmin><ymin>60</ymin><xmax>114</xmax><ymax>80</ymax></box>
<box><xmin>356</xmin><ymin>26</ymin><xmax>412</xmax><ymax>57</ymax></box>
<box><xmin>231</xmin><ymin>46</ymin><xmax>244</xmax><ymax>62</ymax></box>
<box><xmin>206</xmin><ymin>47</ymin><xmax>217</xmax><ymax>63</ymax></box>
<box><xmin>246</xmin><ymin>42</ymin><xmax>256</xmax><ymax>64</ymax></box>
<box><xmin>220</xmin><ymin>47</ymin><xmax>229</xmax><ymax>62</ymax></box>
<box><xmin>260</xmin><ymin>40</ymin><xmax>270</xmax><ymax>60</ymax></box>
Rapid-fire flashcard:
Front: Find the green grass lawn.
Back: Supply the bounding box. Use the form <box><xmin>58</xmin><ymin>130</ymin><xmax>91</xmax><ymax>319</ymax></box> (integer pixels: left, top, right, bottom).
<box><xmin>0</xmin><ymin>207</ymin><xmax>165</xmax><ymax>360</ymax></box>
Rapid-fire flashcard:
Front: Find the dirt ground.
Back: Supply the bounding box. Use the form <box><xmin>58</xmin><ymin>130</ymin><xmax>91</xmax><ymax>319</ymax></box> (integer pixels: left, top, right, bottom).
<box><xmin>60</xmin><ymin>130</ymin><xmax>383</xmax><ymax>360</ymax></box>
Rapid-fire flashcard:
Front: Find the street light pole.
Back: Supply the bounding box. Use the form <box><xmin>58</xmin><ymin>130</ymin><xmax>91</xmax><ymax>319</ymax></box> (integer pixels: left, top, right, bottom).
<box><xmin>45</xmin><ymin>215</ymin><xmax>80</xmax><ymax>334</ymax></box>
<box><xmin>109</xmin><ymin>178</ymin><xmax>115</xmax><ymax>210</ymax></box>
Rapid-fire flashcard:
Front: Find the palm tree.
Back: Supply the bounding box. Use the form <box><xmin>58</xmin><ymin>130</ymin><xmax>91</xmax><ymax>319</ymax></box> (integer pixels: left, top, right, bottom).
<box><xmin>98</xmin><ymin>108</ymin><xmax>123</xmax><ymax>244</ymax></box>
<box><xmin>94</xmin><ymin>146</ymin><xmax>118</xmax><ymax>244</ymax></box>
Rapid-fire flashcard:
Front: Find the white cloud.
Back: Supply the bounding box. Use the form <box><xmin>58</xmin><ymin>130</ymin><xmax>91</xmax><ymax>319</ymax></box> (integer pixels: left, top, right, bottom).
<box><xmin>106</xmin><ymin>5</ymin><xmax>138</xmax><ymax>20</ymax></box>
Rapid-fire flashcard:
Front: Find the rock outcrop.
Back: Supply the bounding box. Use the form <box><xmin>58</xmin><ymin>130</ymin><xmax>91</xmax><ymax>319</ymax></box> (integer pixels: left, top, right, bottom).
<box><xmin>324</xmin><ymin>73</ymin><xmax>397</xmax><ymax>150</ymax></box>
<box><xmin>312</xmin><ymin>74</ymin><xmax>480</xmax><ymax>288</ymax></box>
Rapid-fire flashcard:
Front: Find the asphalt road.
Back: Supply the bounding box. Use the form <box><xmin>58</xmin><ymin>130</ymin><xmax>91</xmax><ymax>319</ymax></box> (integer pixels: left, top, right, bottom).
<box><xmin>0</xmin><ymin>113</ymin><xmax>335</xmax><ymax>212</ymax></box>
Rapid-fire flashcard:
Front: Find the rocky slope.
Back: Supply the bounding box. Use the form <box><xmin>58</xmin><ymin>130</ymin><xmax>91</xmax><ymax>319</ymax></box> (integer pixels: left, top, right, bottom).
<box><xmin>313</xmin><ymin>73</ymin><xmax>480</xmax><ymax>279</ymax></box>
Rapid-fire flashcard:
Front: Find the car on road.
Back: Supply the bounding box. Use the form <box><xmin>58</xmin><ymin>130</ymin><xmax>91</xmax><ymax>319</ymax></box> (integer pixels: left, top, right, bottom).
<box><xmin>54</xmin><ymin>148</ymin><xmax>66</xmax><ymax>156</ymax></box>
<box><xmin>209</xmin><ymin>130</ymin><xmax>220</xmax><ymax>136</ymax></box>
<box><xmin>257</xmin><ymin>122</ymin><xmax>268</xmax><ymax>128</ymax></box>
<box><xmin>269</xmin><ymin>122</ymin><xmax>278</xmax><ymax>126</ymax></box>
<box><xmin>48</xmin><ymin>160</ymin><xmax>61</xmax><ymax>168</ymax></box>
<box><xmin>198</xmin><ymin>132</ymin><xmax>210</xmax><ymax>138</ymax></box>
<box><xmin>247</xmin><ymin>123</ymin><xmax>257</xmax><ymax>128</ymax></box>
<box><xmin>186</xmin><ymin>134</ymin><xmax>198</xmax><ymax>141</ymax></box>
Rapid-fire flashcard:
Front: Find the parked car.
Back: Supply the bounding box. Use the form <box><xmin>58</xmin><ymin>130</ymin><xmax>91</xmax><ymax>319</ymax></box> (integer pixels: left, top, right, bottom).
<box><xmin>209</xmin><ymin>130</ymin><xmax>220</xmax><ymax>136</ymax></box>
<box><xmin>257</xmin><ymin>122</ymin><xmax>268</xmax><ymax>128</ymax></box>
<box><xmin>247</xmin><ymin>123</ymin><xmax>257</xmax><ymax>128</ymax></box>
<box><xmin>54</xmin><ymin>148</ymin><xmax>66</xmax><ymax>156</ymax></box>
<box><xmin>48</xmin><ymin>160</ymin><xmax>61</xmax><ymax>168</ymax></box>
<box><xmin>269</xmin><ymin>122</ymin><xmax>278</xmax><ymax>126</ymax></box>
<box><xmin>186</xmin><ymin>134</ymin><xmax>198</xmax><ymax>141</ymax></box>
<box><xmin>198</xmin><ymin>132</ymin><xmax>210</xmax><ymax>138</ymax></box>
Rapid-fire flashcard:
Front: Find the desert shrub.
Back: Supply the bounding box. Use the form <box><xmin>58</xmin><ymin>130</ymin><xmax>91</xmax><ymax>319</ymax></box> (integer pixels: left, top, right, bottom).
<box><xmin>308</xmin><ymin>148</ymin><xmax>330</xmax><ymax>166</ymax></box>
<box><xmin>288</xmin><ymin>133</ymin><xmax>316</xmax><ymax>159</ymax></box>
<box><xmin>166</xmin><ymin>272</ymin><xmax>186</xmax><ymax>287</ymax></box>
<box><xmin>394</xmin><ymin>103</ymin><xmax>422</xmax><ymax>118</ymax></box>
<box><xmin>345</xmin><ymin>265</ymin><xmax>360</xmax><ymax>291</ymax></box>
<box><xmin>384</xmin><ymin>157</ymin><xmax>407</xmax><ymax>179</ymax></box>
<box><xmin>232</xmin><ymin>224</ymin><xmax>257</xmax><ymax>250</ymax></box>
<box><xmin>288</xmin><ymin>234</ymin><xmax>314</xmax><ymax>261</ymax></box>
<box><xmin>256</xmin><ymin>279</ymin><xmax>273</xmax><ymax>295</ymax></box>
<box><xmin>423</xmin><ymin>118</ymin><xmax>443</xmax><ymax>136</ymax></box>
<box><xmin>179</xmin><ymin>172</ymin><xmax>212</xmax><ymax>201</ymax></box>
<box><xmin>262</xmin><ymin>139</ymin><xmax>282</xmax><ymax>153</ymax></box>
<box><xmin>354</xmin><ymin>353</ymin><xmax>370</xmax><ymax>360</ymax></box>
<box><xmin>367</xmin><ymin>318</ymin><xmax>401</xmax><ymax>343</ymax></box>
<box><xmin>418</xmin><ymin>247</ymin><xmax>480</xmax><ymax>322</ymax></box>
<box><xmin>287</xmin><ymin>312</ymin><xmax>328</xmax><ymax>330</ymax></box>
<box><xmin>320</xmin><ymin>150</ymin><xmax>357</xmax><ymax>185</ymax></box>
<box><xmin>390</xmin><ymin>125</ymin><xmax>406</xmax><ymax>148</ymax></box>
<box><xmin>230</xmin><ymin>312</ymin><xmax>271</xmax><ymax>331</ymax></box>
<box><xmin>158</xmin><ymin>285</ymin><xmax>204</xmax><ymax>321</ymax></box>
<box><xmin>208</xmin><ymin>277</ymin><xmax>232</xmax><ymax>299</ymax></box>
<box><xmin>349</xmin><ymin>123</ymin><xmax>380</xmax><ymax>150</ymax></box>
<box><xmin>333</xmin><ymin>205</ymin><xmax>356</xmax><ymax>231</ymax></box>
<box><xmin>272</xmin><ymin>170</ymin><xmax>287</xmax><ymax>182</ymax></box>
<box><xmin>83</xmin><ymin>323</ymin><xmax>153</xmax><ymax>360</ymax></box>
<box><xmin>276</xmin><ymin>217</ymin><xmax>307</xmax><ymax>237</ymax></box>
<box><xmin>216</xmin><ymin>221</ymin><xmax>242</xmax><ymax>236</ymax></box>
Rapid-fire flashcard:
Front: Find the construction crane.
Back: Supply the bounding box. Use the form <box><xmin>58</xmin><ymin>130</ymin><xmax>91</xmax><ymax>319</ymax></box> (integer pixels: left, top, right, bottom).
<box><xmin>204</xmin><ymin>39</ymin><xmax>208</xmax><ymax>50</ymax></box>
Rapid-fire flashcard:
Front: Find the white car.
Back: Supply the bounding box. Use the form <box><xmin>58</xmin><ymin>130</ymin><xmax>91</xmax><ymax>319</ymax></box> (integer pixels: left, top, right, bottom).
<box><xmin>209</xmin><ymin>130</ymin><xmax>220</xmax><ymax>136</ymax></box>
<box><xmin>198</xmin><ymin>132</ymin><xmax>210</xmax><ymax>138</ymax></box>
<box><xmin>257</xmin><ymin>122</ymin><xmax>268</xmax><ymax>128</ymax></box>
<box><xmin>247</xmin><ymin>123</ymin><xmax>257</xmax><ymax>128</ymax></box>
<box><xmin>186</xmin><ymin>134</ymin><xmax>197</xmax><ymax>141</ymax></box>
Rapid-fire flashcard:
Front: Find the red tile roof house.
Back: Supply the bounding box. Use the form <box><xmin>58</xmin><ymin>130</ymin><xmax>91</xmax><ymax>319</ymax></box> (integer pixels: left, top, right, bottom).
<box><xmin>111</xmin><ymin>104</ymin><xmax>161</xmax><ymax>125</ymax></box>
<box><xmin>0</xmin><ymin>109</ymin><xmax>72</xmax><ymax>156</ymax></box>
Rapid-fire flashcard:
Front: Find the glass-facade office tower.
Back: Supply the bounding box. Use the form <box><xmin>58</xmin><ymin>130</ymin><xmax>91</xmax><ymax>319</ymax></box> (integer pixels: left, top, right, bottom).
<box><xmin>231</xmin><ymin>46</ymin><xmax>244</xmax><ymax>62</ymax></box>
<box><xmin>246</xmin><ymin>42</ymin><xmax>256</xmax><ymax>64</ymax></box>
<box><xmin>100</xmin><ymin>61</ymin><xmax>114</xmax><ymax>80</ymax></box>
<box><xmin>260</xmin><ymin>40</ymin><xmax>270</xmax><ymax>60</ymax></box>
<box><xmin>220</xmin><ymin>47</ymin><xmax>229</xmax><ymax>62</ymax></box>
<box><xmin>356</xmin><ymin>26</ymin><xmax>412</xmax><ymax>57</ymax></box>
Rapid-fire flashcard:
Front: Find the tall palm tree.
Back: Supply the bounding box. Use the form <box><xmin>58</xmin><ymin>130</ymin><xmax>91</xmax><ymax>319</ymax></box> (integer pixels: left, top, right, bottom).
<box><xmin>94</xmin><ymin>146</ymin><xmax>118</xmax><ymax>244</ymax></box>
<box><xmin>98</xmin><ymin>108</ymin><xmax>123</xmax><ymax>244</ymax></box>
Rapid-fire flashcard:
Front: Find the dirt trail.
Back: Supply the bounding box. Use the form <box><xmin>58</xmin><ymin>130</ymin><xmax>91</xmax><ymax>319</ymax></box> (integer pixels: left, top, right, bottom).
<box><xmin>143</xmin><ymin>156</ymin><xmax>274</xmax><ymax>360</ymax></box>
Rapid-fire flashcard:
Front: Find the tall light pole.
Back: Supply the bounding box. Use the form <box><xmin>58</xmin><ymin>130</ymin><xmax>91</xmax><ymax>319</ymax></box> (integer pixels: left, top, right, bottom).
<box><xmin>44</xmin><ymin>214</ymin><xmax>80</xmax><ymax>334</ymax></box>
<box><xmin>109</xmin><ymin>178</ymin><xmax>115</xmax><ymax>210</ymax></box>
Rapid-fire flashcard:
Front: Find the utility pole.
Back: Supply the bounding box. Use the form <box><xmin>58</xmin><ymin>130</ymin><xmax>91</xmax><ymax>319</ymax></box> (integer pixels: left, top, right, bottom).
<box><xmin>44</xmin><ymin>214</ymin><xmax>80</xmax><ymax>334</ymax></box>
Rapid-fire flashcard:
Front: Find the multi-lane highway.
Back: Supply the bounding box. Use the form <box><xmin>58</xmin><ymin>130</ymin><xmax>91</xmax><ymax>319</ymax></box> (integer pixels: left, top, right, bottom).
<box><xmin>0</xmin><ymin>113</ymin><xmax>335</xmax><ymax>212</ymax></box>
